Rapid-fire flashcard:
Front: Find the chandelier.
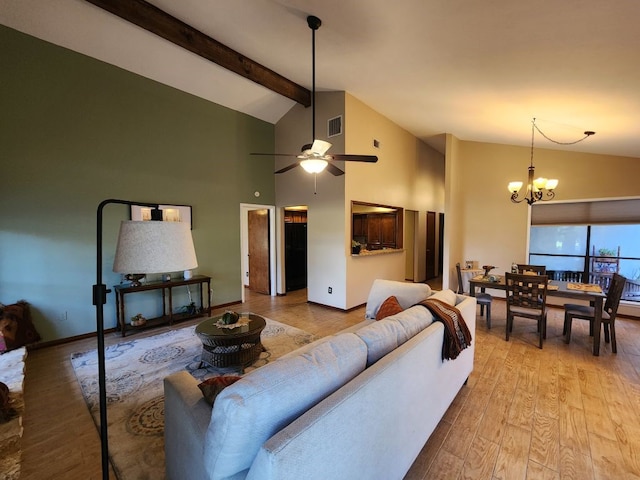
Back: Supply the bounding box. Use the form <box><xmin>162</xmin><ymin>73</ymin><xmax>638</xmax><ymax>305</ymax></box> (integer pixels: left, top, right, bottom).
<box><xmin>508</xmin><ymin>118</ymin><xmax>595</xmax><ymax>205</ymax></box>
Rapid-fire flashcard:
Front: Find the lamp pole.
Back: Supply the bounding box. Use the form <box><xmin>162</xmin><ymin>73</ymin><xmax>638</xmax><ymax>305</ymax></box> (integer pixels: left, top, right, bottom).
<box><xmin>92</xmin><ymin>199</ymin><xmax>160</xmax><ymax>480</ymax></box>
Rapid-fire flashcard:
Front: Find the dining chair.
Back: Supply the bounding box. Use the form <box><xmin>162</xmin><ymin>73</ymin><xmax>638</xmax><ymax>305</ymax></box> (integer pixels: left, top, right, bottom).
<box><xmin>505</xmin><ymin>273</ymin><xmax>549</xmax><ymax>349</ymax></box>
<box><xmin>456</xmin><ymin>262</ymin><xmax>492</xmax><ymax>328</ymax></box>
<box><xmin>517</xmin><ymin>264</ymin><xmax>547</xmax><ymax>275</ymax></box>
<box><xmin>563</xmin><ymin>272</ymin><xmax>626</xmax><ymax>353</ymax></box>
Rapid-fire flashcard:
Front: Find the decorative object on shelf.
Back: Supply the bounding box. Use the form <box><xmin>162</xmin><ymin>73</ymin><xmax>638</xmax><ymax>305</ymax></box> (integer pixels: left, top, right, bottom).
<box><xmin>130</xmin><ymin>313</ymin><xmax>147</xmax><ymax>327</ymax></box>
<box><xmin>162</xmin><ymin>273</ymin><xmax>171</xmax><ymax>282</ymax></box>
<box><xmin>508</xmin><ymin>118</ymin><xmax>595</xmax><ymax>205</ymax></box>
<box><xmin>93</xmin><ymin>199</ymin><xmax>199</xmax><ymax>480</ymax></box>
<box><xmin>184</xmin><ymin>269</ymin><xmax>193</xmax><ymax>280</ymax></box>
<box><xmin>124</xmin><ymin>273</ymin><xmax>145</xmax><ymax>287</ymax></box>
<box><xmin>464</xmin><ymin>260</ymin><xmax>475</xmax><ymax>269</ymax></box>
<box><xmin>351</xmin><ymin>240</ymin><xmax>361</xmax><ymax>255</ymax></box>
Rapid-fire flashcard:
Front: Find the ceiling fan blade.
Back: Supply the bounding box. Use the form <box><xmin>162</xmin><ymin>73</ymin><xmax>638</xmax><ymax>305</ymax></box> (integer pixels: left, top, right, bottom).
<box><xmin>251</xmin><ymin>152</ymin><xmax>299</xmax><ymax>157</ymax></box>
<box><xmin>330</xmin><ymin>154</ymin><xmax>379</xmax><ymax>163</ymax></box>
<box><xmin>275</xmin><ymin>162</ymin><xmax>300</xmax><ymax>174</ymax></box>
<box><xmin>311</xmin><ymin>139</ymin><xmax>332</xmax><ymax>156</ymax></box>
<box><xmin>326</xmin><ymin>163</ymin><xmax>345</xmax><ymax>176</ymax></box>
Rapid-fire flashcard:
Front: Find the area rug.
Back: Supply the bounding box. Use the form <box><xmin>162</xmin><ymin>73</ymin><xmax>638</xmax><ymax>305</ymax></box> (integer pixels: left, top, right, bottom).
<box><xmin>71</xmin><ymin>317</ymin><xmax>316</xmax><ymax>480</ymax></box>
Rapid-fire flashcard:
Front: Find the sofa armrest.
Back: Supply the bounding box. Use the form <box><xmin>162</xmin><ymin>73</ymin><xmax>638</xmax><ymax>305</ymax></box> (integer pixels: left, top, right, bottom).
<box><xmin>164</xmin><ymin>371</ymin><xmax>212</xmax><ymax>480</ymax></box>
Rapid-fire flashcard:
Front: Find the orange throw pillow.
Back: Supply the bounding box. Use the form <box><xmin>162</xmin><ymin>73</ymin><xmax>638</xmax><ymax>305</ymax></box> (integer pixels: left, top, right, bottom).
<box><xmin>376</xmin><ymin>295</ymin><xmax>404</xmax><ymax>320</ymax></box>
<box><xmin>198</xmin><ymin>376</ymin><xmax>241</xmax><ymax>406</ymax></box>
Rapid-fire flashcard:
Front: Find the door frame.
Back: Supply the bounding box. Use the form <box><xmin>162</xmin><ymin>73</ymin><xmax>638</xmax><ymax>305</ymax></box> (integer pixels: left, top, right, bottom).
<box><xmin>240</xmin><ymin>203</ymin><xmax>277</xmax><ymax>301</ymax></box>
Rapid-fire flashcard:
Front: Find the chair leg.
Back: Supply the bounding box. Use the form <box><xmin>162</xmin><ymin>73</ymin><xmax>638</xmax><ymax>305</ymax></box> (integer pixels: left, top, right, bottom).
<box><xmin>480</xmin><ymin>304</ymin><xmax>485</xmax><ymax>316</ymax></box>
<box><xmin>603</xmin><ymin>322</ymin><xmax>610</xmax><ymax>343</ymax></box>
<box><xmin>610</xmin><ymin>322</ymin><xmax>617</xmax><ymax>354</ymax></box>
<box><xmin>486</xmin><ymin>303</ymin><xmax>491</xmax><ymax>329</ymax></box>
<box><xmin>538</xmin><ymin>319</ymin><xmax>543</xmax><ymax>349</ymax></box>
<box><xmin>565</xmin><ymin>313</ymin><xmax>572</xmax><ymax>344</ymax></box>
<box><xmin>505</xmin><ymin>314</ymin><xmax>511</xmax><ymax>341</ymax></box>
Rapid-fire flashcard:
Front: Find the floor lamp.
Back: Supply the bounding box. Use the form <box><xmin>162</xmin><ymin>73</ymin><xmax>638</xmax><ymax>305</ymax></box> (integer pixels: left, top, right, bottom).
<box><xmin>93</xmin><ymin>199</ymin><xmax>198</xmax><ymax>480</ymax></box>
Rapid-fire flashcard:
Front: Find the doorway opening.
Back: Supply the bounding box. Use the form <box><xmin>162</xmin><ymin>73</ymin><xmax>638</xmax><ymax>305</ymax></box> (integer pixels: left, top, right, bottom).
<box><xmin>284</xmin><ymin>207</ymin><xmax>308</xmax><ymax>292</ymax></box>
<box><xmin>240</xmin><ymin>203</ymin><xmax>277</xmax><ymax>302</ymax></box>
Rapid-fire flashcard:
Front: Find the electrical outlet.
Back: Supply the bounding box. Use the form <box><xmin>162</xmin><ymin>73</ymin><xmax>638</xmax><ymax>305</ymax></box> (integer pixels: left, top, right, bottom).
<box><xmin>328</xmin><ymin>287</ymin><xmax>332</xmax><ymax>294</ymax></box>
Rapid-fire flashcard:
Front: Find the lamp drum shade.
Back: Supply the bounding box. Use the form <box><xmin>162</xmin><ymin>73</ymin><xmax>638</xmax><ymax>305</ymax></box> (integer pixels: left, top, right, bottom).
<box><xmin>113</xmin><ymin>221</ymin><xmax>198</xmax><ymax>274</ymax></box>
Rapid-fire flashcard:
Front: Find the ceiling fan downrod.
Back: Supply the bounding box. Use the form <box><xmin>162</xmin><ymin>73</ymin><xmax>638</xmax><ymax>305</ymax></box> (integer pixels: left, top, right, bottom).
<box><xmin>307</xmin><ymin>15</ymin><xmax>321</xmax><ymax>143</ymax></box>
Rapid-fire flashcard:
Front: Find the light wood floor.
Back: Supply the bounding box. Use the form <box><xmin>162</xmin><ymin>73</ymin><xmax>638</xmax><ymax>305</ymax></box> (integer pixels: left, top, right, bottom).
<box><xmin>19</xmin><ymin>286</ymin><xmax>640</xmax><ymax>480</ymax></box>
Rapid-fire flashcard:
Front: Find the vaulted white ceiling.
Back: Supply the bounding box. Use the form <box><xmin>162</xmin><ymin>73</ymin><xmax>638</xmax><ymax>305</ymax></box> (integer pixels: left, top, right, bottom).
<box><xmin>2</xmin><ymin>0</ymin><xmax>639</xmax><ymax>157</ymax></box>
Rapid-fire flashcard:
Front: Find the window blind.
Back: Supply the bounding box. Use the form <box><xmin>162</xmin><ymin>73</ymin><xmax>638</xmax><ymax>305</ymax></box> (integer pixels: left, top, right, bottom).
<box><xmin>531</xmin><ymin>198</ymin><xmax>640</xmax><ymax>225</ymax></box>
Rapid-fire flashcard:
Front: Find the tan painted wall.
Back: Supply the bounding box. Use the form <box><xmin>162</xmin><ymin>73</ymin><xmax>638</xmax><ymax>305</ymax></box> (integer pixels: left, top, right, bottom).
<box><xmin>445</xmin><ymin>138</ymin><xmax>640</xmax><ymax>309</ymax></box>
<box><xmin>344</xmin><ymin>93</ymin><xmax>445</xmax><ymax>307</ymax></box>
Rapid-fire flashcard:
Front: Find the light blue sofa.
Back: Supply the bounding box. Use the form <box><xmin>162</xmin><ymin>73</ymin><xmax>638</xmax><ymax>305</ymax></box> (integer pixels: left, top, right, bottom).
<box><xmin>164</xmin><ymin>280</ymin><xmax>476</xmax><ymax>480</ymax></box>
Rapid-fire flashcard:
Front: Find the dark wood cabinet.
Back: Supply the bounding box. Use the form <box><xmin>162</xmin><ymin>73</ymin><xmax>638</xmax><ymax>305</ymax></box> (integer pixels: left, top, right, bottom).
<box><xmin>366</xmin><ymin>214</ymin><xmax>397</xmax><ymax>249</ymax></box>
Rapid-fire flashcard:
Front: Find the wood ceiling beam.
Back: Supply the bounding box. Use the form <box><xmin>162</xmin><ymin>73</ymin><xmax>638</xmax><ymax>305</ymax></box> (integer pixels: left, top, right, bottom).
<box><xmin>84</xmin><ymin>0</ymin><xmax>311</xmax><ymax>107</ymax></box>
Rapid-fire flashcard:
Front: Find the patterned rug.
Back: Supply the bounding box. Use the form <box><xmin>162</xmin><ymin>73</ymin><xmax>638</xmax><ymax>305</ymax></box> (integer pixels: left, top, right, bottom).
<box><xmin>71</xmin><ymin>317</ymin><xmax>316</xmax><ymax>480</ymax></box>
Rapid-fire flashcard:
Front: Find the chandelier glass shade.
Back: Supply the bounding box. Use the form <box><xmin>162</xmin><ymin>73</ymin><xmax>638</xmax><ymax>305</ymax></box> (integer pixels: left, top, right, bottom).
<box><xmin>508</xmin><ymin>118</ymin><xmax>559</xmax><ymax>205</ymax></box>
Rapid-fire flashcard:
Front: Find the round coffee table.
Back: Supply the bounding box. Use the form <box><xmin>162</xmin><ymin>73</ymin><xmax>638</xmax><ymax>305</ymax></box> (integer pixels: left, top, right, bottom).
<box><xmin>195</xmin><ymin>313</ymin><xmax>266</xmax><ymax>371</ymax></box>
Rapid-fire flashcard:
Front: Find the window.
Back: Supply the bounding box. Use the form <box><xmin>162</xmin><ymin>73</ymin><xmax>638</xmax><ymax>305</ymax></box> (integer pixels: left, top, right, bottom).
<box><xmin>529</xmin><ymin>223</ymin><xmax>640</xmax><ymax>302</ymax></box>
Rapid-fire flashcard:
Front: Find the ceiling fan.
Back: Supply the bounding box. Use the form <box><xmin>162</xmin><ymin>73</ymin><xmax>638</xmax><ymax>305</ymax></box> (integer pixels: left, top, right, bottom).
<box><xmin>252</xmin><ymin>15</ymin><xmax>378</xmax><ymax>178</ymax></box>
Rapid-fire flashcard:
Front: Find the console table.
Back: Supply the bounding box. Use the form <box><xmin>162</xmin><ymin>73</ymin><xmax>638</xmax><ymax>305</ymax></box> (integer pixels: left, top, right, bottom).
<box><xmin>114</xmin><ymin>275</ymin><xmax>211</xmax><ymax>336</ymax></box>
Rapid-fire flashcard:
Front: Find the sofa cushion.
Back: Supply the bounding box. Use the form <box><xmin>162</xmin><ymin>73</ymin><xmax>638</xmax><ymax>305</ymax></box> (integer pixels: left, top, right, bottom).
<box><xmin>428</xmin><ymin>289</ymin><xmax>457</xmax><ymax>306</ymax></box>
<box><xmin>365</xmin><ymin>280</ymin><xmax>431</xmax><ymax>319</ymax></box>
<box><xmin>375</xmin><ymin>296</ymin><xmax>403</xmax><ymax>320</ymax></box>
<box><xmin>356</xmin><ymin>305</ymin><xmax>434</xmax><ymax>366</ymax></box>
<box><xmin>204</xmin><ymin>332</ymin><xmax>368</xmax><ymax>480</ymax></box>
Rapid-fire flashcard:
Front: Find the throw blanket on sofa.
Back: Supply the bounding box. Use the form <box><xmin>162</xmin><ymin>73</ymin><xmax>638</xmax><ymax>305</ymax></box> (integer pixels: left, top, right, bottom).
<box><xmin>415</xmin><ymin>298</ymin><xmax>472</xmax><ymax>360</ymax></box>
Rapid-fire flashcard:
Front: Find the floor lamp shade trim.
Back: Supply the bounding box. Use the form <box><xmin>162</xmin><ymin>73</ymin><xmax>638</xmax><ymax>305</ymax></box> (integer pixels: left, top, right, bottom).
<box><xmin>113</xmin><ymin>221</ymin><xmax>198</xmax><ymax>275</ymax></box>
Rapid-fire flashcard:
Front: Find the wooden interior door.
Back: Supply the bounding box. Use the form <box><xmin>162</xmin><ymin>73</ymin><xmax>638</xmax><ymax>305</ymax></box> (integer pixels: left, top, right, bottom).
<box><xmin>248</xmin><ymin>209</ymin><xmax>270</xmax><ymax>295</ymax></box>
<box><xmin>426</xmin><ymin>211</ymin><xmax>436</xmax><ymax>279</ymax></box>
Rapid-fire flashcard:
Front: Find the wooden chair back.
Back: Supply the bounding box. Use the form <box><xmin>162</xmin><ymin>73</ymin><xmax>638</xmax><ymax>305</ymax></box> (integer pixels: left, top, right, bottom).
<box><xmin>516</xmin><ymin>264</ymin><xmax>547</xmax><ymax>275</ymax></box>
<box><xmin>455</xmin><ymin>263</ymin><xmax>464</xmax><ymax>295</ymax></box>
<box><xmin>506</xmin><ymin>273</ymin><xmax>549</xmax><ymax>311</ymax></box>
<box><xmin>605</xmin><ymin>273</ymin><xmax>627</xmax><ymax>321</ymax></box>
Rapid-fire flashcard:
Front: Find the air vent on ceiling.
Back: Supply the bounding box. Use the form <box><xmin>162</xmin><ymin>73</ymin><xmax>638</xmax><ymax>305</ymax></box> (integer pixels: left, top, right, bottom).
<box><xmin>328</xmin><ymin>115</ymin><xmax>342</xmax><ymax>137</ymax></box>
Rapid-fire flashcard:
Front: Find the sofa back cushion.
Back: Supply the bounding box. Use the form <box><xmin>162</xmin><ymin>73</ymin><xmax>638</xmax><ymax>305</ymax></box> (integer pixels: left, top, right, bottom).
<box><xmin>356</xmin><ymin>305</ymin><xmax>434</xmax><ymax>366</ymax></box>
<box><xmin>204</xmin><ymin>332</ymin><xmax>368</xmax><ymax>480</ymax></box>
<box><xmin>428</xmin><ymin>288</ymin><xmax>458</xmax><ymax>306</ymax></box>
<box><xmin>365</xmin><ymin>279</ymin><xmax>431</xmax><ymax>319</ymax></box>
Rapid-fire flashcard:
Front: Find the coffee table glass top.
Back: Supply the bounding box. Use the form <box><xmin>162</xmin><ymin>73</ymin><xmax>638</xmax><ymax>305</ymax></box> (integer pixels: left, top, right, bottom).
<box><xmin>195</xmin><ymin>313</ymin><xmax>266</xmax><ymax>338</ymax></box>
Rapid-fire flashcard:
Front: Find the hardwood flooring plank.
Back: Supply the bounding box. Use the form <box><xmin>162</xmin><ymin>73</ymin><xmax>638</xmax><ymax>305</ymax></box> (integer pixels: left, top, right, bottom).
<box><xmin>559</xmin><ymin>445</ymin><xmax>595</xmax><ymax>480</ymax></box>
<box><xmin>559</xmin><ymin>405</ymin><xmax>591</xmax><ymax>457</ymax></box>
<box><xmin>461</xmin><ymin>435</ymin><xmax>500</xmax><ymax>480</ymax></box>
<box><xmin>493</xmin><ymin>424</ymin><xmax>531</xmax><ymax>480</ymax></box>
<box><xmin>588</xmin><ymin>432</ymin><xmax>633</xmax><ymax>480</ymax></box>
<box><xmin>530</xmin><ymin>412</ymin><xmax>560</xmax><ymax>471</ymax></box>
<box><xmin>526</xmin><ymin>460</ymin><xmax>560</xmax><ymax>480</ymax></box>
<box><xmin>426</xmin><ymin>448</ymin><xmax>465</xmax><ymax>480</ymax></box>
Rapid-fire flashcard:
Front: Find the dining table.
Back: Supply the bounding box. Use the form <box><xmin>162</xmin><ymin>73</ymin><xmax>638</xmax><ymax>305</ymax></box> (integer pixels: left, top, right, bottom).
<box><xmin>468</xmin><ymin>275</ymin><xmax>607</xmax><ymax>356</ymax></box>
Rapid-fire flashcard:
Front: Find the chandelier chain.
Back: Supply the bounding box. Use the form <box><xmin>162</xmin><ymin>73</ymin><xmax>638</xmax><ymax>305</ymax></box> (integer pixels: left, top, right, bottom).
<box><xmin>533</xmin><ymin>122</ymin><xmax>595</xmax><ymax>145</ymax></box>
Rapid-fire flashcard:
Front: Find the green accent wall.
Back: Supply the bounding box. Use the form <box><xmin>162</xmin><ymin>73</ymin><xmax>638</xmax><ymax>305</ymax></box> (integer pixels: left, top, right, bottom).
<box><xmin>0</xmin><ymin>25</ymin><xmax>275</xmax><ymax>342</ymax></box>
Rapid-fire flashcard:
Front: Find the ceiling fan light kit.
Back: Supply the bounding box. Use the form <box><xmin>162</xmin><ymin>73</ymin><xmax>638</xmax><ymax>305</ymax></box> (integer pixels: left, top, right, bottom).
<box><xmin>508</xmin><ymin>118</ymin><xmax>595</xmax><ymax>206</ymax></box>
<box><xmin>251</xmin><ymin>15</ymin><xmax>377</xmax><ymax>190</ymax></box>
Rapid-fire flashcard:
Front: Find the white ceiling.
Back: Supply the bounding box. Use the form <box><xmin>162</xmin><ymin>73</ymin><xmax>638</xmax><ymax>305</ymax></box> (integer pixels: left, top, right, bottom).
<box><xmin>2</xmin><ymin>0</ymin><xmax>639</xmax><ymax>158</ymax></box>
